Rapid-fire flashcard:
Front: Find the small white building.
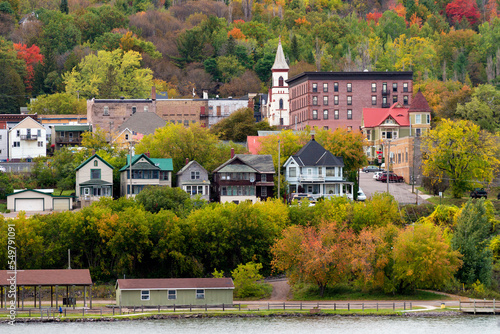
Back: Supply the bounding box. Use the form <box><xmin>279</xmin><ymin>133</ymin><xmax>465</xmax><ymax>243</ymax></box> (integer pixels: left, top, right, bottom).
<box><xmin>8</xmin><ymin>117</ymin><xmax>46</xmax><ymax>161</ymax></box>
<box><xmin>266</xmin><ymin>38</ymin><xmax>289</xmax><ymax>127</ymax></box>
<box><xmin>75</xmin><ymin>154</ymin><xmax>114</xmax><ymax>201</ymax></box>
<box><xmin>7</xmin><ymin>189</ymin><xmax>73</xmax><ymax>212</ymax></box>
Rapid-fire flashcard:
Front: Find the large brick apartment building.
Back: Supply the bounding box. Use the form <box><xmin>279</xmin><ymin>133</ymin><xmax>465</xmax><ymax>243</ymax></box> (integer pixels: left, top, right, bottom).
<box><xmin>287</xmin><ymin>71</ymin><xmax>413</xmax><ymax>131</ymax></box>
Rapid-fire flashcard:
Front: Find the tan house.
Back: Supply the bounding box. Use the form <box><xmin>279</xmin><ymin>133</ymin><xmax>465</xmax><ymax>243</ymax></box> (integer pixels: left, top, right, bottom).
<box><xmin>7</xmin><ymin>189</ymin><xmax>73</xmax><ymax>212</ymax></box>
<box><xmin>75</xmin><ymin>154</ymin><xmax>114</xmax><ymax>201</ymax></box>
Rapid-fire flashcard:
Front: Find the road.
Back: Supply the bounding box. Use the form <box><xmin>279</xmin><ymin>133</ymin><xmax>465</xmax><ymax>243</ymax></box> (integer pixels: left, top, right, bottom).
<box><xmin>358</xmin><ymin>170</ymin><xmax>431</xmax><ymax>205</ymax></box>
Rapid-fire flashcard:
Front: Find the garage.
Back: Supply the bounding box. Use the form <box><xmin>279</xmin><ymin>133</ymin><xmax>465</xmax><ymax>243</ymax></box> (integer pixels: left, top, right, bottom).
<box><xmin>15</xmin><ymin>199</ymin><xmax>44</xmax><ymax>212</ymax></box>
<box><xmin>53</xmin><ymin>198</ymin><xmax>71</xmax><ymax>211</ymax></box>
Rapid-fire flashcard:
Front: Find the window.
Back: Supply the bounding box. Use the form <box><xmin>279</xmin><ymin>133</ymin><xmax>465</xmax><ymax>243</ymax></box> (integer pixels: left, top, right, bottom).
<box><xmin>347</xmin><ymin>126</ymin><xmax>352</xmax><ymax>132</ymax></box>
<box><xmin>323</xmin><ymin>83</ymin><xmax>328</xmax><ymax>92</ymax></box>
<box><xmin>261</xmin><ymin>187</ymin><xmax>267</xmax><ymax>197</ymax></box>
<box><xmin>382</xmin><ymin>82</ymin><xmax>387</xmax><ymax>93</ymax></box>
<box><xmin>393</xmin><ymin>83</ymin><xmax>398</xmax><ymax>92</ymax></box>
<box><xmin>279</xmin><ymin>98</ymin><xmax>283</xmax><ymax>109</ymax></box>
<box><xmin>403</xmin><ymin>82</ymin><xmax>408</xmax><ymax>92</ymax></box>
<box><xmin>278</xmin><ymin>76</ymin><xmax>284</xmax><ymax>86</ymax></box>
<box><xmin>168</xmin><ymin>290</ymin><xmax>176</xmax><ymax>300</ymax></box>
<box><xmin>416</xmin><ymin>128</ymin><xmax>421</xmax><ymax>137</ymax></box>
<box><xmin>91</xmin><ymin>169</ymin><xmax>101</xmax><ymax>179</ymax></box>
<box><xmin>38</xmin><ymin>141</ymin><xmax>43</xmax><ymax>147</ymax></box>
<box><xmin>318</xmin><ymin>167</ymin><xmax>322</xmax><ymax>175</ymax></box>
<box><xmin>326</xmin><ymin>167</ymin><xmax>334</xmax><ymax>176</ymax></box>
<box><xmin>403</xmin><ymin>95</ymin><xmax>409</xmax><ymax>105</ymax></box>
<box><xmin>312</xmin><ymin>96</ymin><xmax>318</xmax><ymax>105</ymax></box>
<box><xmin>16</xmin><ymin>130</ymin><xmax>20</xmax><ymax>137</ymax></box>
<box><xmin>334</xmin><ymin>95</ymin><xmax>338</xmax><ymax>105</ymax></box>
<box><xmin>191</xmin><ymin>171</ymin><xmax>200</xmax><ymax>180</ymax></box>
<box><xmin>347</xmin><ymin>96</ymin><xmax>352</xmax><ymax>105</ymax></box>
<box><xmin>261</xmin><ymin>174</ymin><xmax>267</xmax><ymax>182</ymax></box>
<box><xmin>323</xmin><ymin>109</ymin><xmax>328</xmax><ymax>119</ymax></box>
<box><xmin>141</xmin><ymin>290</ymin><xmax>150</xmax><ymax>301</ymax></box>
<box><xmin>13</xmin><ymin>142</ymin><xmax>20</xmax><ymax>147</ymax></box>
<box><xmin>312</xmin><ymin>83</ymin><xmax>317</xmax><ymax>92</ymax></box>
<box><xmin>393</xmin><ymin>95</ymin><xmax>398</xmax><ymax>103</ymax></box>
<box><xmin>347</xmin><ymin>83</ymin><xmax>352</xmax><ymax>92</ymax></box>
<box><xmin>184</xmin><ymin>120</ymin><xmax>189</xmax><ymax>126</ymax></box>
<box><xmin>371</xmin><ymin>96</ymin><xmax>377</xmax><ymax>105</ymax></box>
<box><xmin>132</xmin><ymin>106</ymin><xmax>137</xmax><ymax>114</ymax></box>
<box><xmin>312</xmin><ymin>110</ymin><xmax>318</xmax><ymax>119</ymax></box>
<box><xmin>289</xmin><ymin>167</ymin><xmax>296</xmax><ymax>177</ymax></box>
<box><xmin>323</xmin><ymin>96</ymin><xmax>328</xmax><ymax>105</ymax></box>
<box><xmin>103</xmin><ymin>106</ymin><xmax>109</xmax><ymax>116</ymax></box>
<box><xmin>415</xmin><ymin>114</ymin><xmax>421</xmax><ymax>124</ymax></box>
<box><xmin>371</xmin><ymin>83</ymin><xmax>377</xmax><ymax>92</ymax></box>
<box><xmin>94</xmin><ymin>160</ymin><xmax>98</xmax><ymax>167</ymax></box>
<box><xmin>366</xmin><ymin>130</ymin><xmax>371</xmax><ymax>141</ymax></box>
<box><xmin>426</xmin><ymin>114</ymin><xmax>430</xmax><ymax>124</ymax></box>
<box><xmin>398</xmin><ymin>153</ymin><xmax>401</xmax><ymax>163</ymax></box>
<box><xmin>125</xmin><ymin>134</ymin><xmax>129</xmax><ymax>140</ymax></box>
<box><xmin>382</xmin><ymin>96</ymin><xmax>388</xmax><ymax>106</ymax></box>
<box><xmin>334</xmin><ymin>110</ymin><xmax>339</xmax><ymax>119</ymax></box>
<box><xmin>37</xmin><ymin>129</ymin><xmax>41</xmax><ymax>137</ymax></box>
<box><xmin>196</xmin><ymin>289</ymin><xmax>205</xmax><ymax>299</ymax></box>
<box><xmin>347</xmin><ymin>109</ymin><xmax>352</xmax><ymax>119</ymax></box>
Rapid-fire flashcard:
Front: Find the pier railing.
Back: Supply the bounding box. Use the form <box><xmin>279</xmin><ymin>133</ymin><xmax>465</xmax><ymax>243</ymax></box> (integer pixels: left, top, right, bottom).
<box><xmin>459</xmin><ymin>300</ymin><xmax>498</xmax><ymax>314</ymax></box>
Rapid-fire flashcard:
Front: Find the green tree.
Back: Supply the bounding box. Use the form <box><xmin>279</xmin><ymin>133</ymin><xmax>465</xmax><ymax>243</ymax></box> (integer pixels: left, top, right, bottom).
<box><xmin>63</xmin><ymin>49</ymin><xmax>153</xmax><ymax>99</ymax></box>
<box><xmin>451</xmin><ymin>199</ymin><xmax>494</xmax><ymax>286</ymax></box>
<box><xmin>28</xmin><ymin>92</ymin><xmax>86</xmax><ymax>114</ymax></box>
<box><xmin>59</xmin><ymin>0</ymin><xmax>68</xmax><ymax>14</ymax></box>
<box><xmin>232</xmin><ymin>262</ymin><xmax>270</xmax><ymax>299</ymax></box>
<box><xmin>421</xmin><ymin>119</ymin><xmax>500</xmax><ymax>198</ymax></box>
<box><xmin>210</xmin><ymin>108</ymin><xmax>274</xmax><ymax>142</ymax></box>
<box><xmin>135</xmin><ymin>186</ymin><xmax>191</xmax><ymax>216</ymax></box>
<box><xmin>37</xmin><ymin>9</ymin><xmax>81</xmax><ymax>54</ymax></box>
<box><xmin>0</xmin><ymin>172</ymin><xmax>13</xmax><ymax>199</ymax></box>
<box><xmin>216</xmin><ymin>55</ymin><xmax>245</xmax><ymax>83</ymax></box>
<box><xmin>73</xmin><ymin>5</ymin><xmax>128</xmax><ymax>43</ymax></box>
<box><xmin>456</xmin><ymin>84</ymin><xmax>500</xmax><ymax>132</ymax></box>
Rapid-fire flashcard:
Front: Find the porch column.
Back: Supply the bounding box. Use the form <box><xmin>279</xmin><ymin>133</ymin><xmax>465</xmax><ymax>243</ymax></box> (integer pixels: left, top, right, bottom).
<box><xmin>83</xmin><ymin>286</ymin><xmax>86</xmax><ymax>308</ymax></box>
<box><xmin>34</xmin><ymin>285</ymin><xmax>36</xmax><ymax>308</ymax></box>
<box><xmin>55</xmin><ymin>285</ymin><xmax>58</xmax><ymax>309</ymax></box>
<box><xmin>38</xmin><ymin>285</ymin><xmax>41</xmax><ymax>309</ymax></box>
<box><xmin>51</xmin><ymin>286</ymin><xmax>53</xmax><ymax>308</ymax></box>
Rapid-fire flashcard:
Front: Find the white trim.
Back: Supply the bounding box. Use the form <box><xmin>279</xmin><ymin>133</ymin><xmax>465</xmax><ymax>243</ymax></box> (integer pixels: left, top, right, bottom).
<box><xmin>119</xmin><ymin>287</ymin><xmax>234</xmax><ymax>291</ymax></box>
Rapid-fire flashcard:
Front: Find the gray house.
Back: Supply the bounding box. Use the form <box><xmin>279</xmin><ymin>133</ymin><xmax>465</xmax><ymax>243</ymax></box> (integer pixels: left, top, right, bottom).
<box><xmin>176</xmin><ymin>160</ymin><xmax>210</xmax><ymax>201</ymax></box>
<box><xmin>115</xmin><ymin>278</ymin><xmax>234</xmax><ymax>307</ymax></box>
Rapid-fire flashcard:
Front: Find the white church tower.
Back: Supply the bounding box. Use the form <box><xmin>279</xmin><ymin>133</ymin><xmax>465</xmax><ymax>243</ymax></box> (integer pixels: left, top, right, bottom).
<box><xmin>267</xmin><ymin>37</ymin><xmax>289</xmax><ymax>127</ymax></box>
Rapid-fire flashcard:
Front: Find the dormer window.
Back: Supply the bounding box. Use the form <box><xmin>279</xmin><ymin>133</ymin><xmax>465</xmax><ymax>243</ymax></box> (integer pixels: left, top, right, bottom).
<box><xmin>132</xmin><ymin>106</ymin><xmax>137</xmax><ymax>114</ymax></box>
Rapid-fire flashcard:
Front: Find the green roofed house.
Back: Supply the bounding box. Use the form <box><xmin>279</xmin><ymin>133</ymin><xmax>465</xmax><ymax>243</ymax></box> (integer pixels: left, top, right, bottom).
<box><xmin>115</xmin><ymin>278</ymin><xmax>234</xmax><ymax>307</ymax></box>
<box><xmin>75</xmin><ymin>153</ymin><xmax>114</xmax><ymax>203</ymax></box>
<box><xmin>119</xmin><ymin>153</ymin><xmax>173</xmax><ymax>197</ymax></box>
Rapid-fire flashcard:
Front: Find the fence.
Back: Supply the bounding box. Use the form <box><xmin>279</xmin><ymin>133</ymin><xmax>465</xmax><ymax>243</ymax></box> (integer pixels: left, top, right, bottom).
<box><xmin>459</xmin><ymin>300</ymin><xmax>498</xmax><ymax>314</ymax></box>
<box><xmin>0</xmin><ymin>302</ymin><xmax>413</xmax><ymax>319</ymax></box>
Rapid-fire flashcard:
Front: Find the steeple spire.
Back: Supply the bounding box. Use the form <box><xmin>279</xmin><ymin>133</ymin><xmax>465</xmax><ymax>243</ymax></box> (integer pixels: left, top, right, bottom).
<box><xmin>272</xmin><ymin>36</ymin><xmax>289</xmax><ymax>70</ymax></box>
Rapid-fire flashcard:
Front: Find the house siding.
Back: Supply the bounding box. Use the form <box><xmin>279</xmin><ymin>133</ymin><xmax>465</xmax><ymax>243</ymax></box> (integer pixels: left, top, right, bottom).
<box><xmin>76</xmin><ymin>156</ymin><xmax>114</xmax><ymax>200</ymax></box>
<box><xmin>117</xmin><ymin>289</ymin><xmax>233</xmax><ymax>307</ymax></box>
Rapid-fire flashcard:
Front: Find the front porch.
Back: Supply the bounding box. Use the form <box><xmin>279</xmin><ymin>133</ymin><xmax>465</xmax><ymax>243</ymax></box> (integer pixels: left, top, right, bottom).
<box><xmin>288</xmin><ymin>181</ymin><xmax>354</xmax><ymax>200</ymax></box>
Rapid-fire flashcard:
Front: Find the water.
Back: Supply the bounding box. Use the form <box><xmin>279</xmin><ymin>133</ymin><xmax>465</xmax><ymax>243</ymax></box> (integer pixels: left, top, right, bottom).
<box><xmin>2</xmin><ymin>316</ymin><xmax>500</xmax><ymax>334</ymax></box>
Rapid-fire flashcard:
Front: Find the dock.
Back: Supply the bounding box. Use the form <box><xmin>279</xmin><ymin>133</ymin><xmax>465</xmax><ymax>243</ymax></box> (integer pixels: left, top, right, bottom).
<box><xmin>459</xmin><ymin>300</ymin><xmax>500</xmax><ymax>314</ymax></box>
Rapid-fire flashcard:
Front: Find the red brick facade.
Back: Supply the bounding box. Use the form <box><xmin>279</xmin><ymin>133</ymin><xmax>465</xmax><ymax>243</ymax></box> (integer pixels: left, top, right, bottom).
<box><xmin>287</xmin><ymin>72</ymin><xmax>413</xmax><ymax>131</ymax></box>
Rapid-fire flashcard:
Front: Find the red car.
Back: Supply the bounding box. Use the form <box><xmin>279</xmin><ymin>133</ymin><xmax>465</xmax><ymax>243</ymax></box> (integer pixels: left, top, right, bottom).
<box><xmin>378</xmin><ymin>172</ymin><xmax>404</xmax><ymax>183</ymax></box>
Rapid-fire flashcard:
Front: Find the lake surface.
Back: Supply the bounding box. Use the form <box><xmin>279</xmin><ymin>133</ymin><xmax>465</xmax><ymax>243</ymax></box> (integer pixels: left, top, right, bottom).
<box><xmin>2</xmin><ymin>316</ymin><xmax>500</xmax><ymax>334</ymax></box>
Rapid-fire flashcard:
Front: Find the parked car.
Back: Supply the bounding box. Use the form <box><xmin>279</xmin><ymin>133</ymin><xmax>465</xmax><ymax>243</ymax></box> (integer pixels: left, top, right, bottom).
<box><xmin>290</xmin><ymin>193</ymin><xmax>317</xmax><ymax>206</ymax></box>
<box><xmin>373</xmin><ymin>171</ymin><xmax>383</xmax><ymax>180</ymax></box>
<box><xmin>357</xmin><ymin>188</ymin><xmax>366</xmax><ymax>201</ymax></box>
<box><xmin>378</xmin><ymin>172</ymin><xmax>404</xmax><ymax>183</ymax></box>
<box><xmin>470</xmin><ymin>188</ymin><xmax>487</xmax><ymax>199</ymax></box>
<box><xmin>362</xmin><ymin>166</ymin><xmax>383</xmax><ymax>173</ymax></box>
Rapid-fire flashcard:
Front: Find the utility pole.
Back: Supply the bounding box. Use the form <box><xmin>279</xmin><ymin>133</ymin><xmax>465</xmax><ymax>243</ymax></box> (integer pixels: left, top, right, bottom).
<box><xmin>128</xmin><ymin>143</ymin><xmax>134</xmax><ymax>198</ymax></box>
<box><xmin>386</xmin><ymin>139</ymin><xmax>391</xmax><ymax>194</ymax></box>
<box><xmin>68</xmin><ymin>249</ymin><xmax>71</xmax><ymax>269</ymax></box>
<box><xmin>412</xmin><ymin>136</ymin><xmax>416</xmax><ymax>194</ymax></box>
<box><xmin>277</xmin><ymin>139</ymin><xmax>281</xmax><ymax>200</ymax></box>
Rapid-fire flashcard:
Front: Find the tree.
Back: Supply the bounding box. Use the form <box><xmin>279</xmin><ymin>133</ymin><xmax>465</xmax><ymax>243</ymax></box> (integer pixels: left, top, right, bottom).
<box><xmin>392</xmin><ymin>223</ymin><xmax>462</xmax><ymax>292</ymax></box>
<box><xmin>446</xmin><ymin>0</ymin><xmax>481</xmax><ymax>27</ymax></box>
<box><xmin>37</xmin><ymin>9</ymin><xmax>81</xmax><ymax>54</ymax></box>
<box><xmin>421</xmin><ymin>119</ymin><xmax>500</xmax><ymax>198</ymax></box>
<box><xmin>0</xmin><ymin>172</ymin><xmax>13</xmax><ymax>199</ymax></box>
<box><xmin>455</xmin><ymin>84</ymin><xmax>500</xmax><ymax>132</ymax></box>
<box><xmin>451</xmin><ymin>199</ymin><xmax>494</xmax><ymax>286</ymax></box>
<box><xmin>63</xmin><ymin>49</ymin><xmax>153</xmax><ymax>99</ymax></box>
<box><xmin>28</xmin><ymin>92</ymin><xmax>85</xmax><ymax>114</ymax></box>
<box><xmin>272</xmin><ymin>222</ymin><xmax>356</xmax><ymax>297</ymax></box>
<box><xmin>210</xmin><ymin>108</ymin><xmax>274</xmax><ymax>142</ymax></box>
<box><xmin>232</xmin><ymin>262</ymin><xmax>270</xmax><ymax>299</ymax></box>
<box><xmin>135</xmin><ymin>123</ymin><xmax>247</xmax><ymax>173</ymax></box>
<box><xmin>218</xmin><ymin>70</ymin><xmax>262</xmax><ymax>97</ymax></box>
<box><xmin>59</xmin><ymin>0</ymin><xmax>68</xmax><ymax>14</ymax></box>
<box><xmin>135</xmin><ymin>186</ymin><xmax>191</xmax><ymax>216</ymax></box>
<box><xmin>13</xmin><ymin>43</ymin><xmax>43</xmax><ymax>93</ymax></box>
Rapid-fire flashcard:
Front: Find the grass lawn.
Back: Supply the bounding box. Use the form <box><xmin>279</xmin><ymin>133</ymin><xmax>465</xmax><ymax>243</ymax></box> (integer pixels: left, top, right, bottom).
<box><xmin>54</xmin><ymin>189</ymin><xmax>74</xmax><ymax>196</ymax></box>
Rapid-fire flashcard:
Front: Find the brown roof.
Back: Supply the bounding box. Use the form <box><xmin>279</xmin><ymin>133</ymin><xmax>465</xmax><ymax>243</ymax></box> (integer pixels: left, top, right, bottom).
<box><xmin>408</xmin><ymin>90</ymin><xmax>432</xmax><ymax>113</ymax></box>
<box><xmin>117</xmin><ymin>278</ymin><xmax>234</xmax><ymax>290</ymax></box>
<box><xmin>0</xmin><ymin>269</ymin><xmax>92</xmax><ymax>286</ymax></box>
<box><xmin>0</xmin><ymin>114</ymin><xmax>38</xmax><ymax>122</ymax></box>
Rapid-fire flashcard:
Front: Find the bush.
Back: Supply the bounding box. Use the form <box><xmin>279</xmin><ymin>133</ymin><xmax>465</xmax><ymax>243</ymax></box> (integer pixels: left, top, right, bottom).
<box><xmin>232</xmin><ymin>262</ymin><xmax>271</xmax><ymax>299</ymax></box>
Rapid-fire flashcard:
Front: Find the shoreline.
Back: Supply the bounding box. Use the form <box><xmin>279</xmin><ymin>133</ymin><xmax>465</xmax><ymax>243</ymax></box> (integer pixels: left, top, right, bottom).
<box><xmin>1</xmin><ymin>310</ymin><xmax>464</xmax><ymax>324</ymax></box>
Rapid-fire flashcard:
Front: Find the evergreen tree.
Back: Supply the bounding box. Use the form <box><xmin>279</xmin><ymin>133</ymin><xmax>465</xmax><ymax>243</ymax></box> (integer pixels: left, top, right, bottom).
<box><xmin>290</xmin><ymin>35</ymin><xmax>300</xmax><ymax>62</ymax></box>
<box><xmin>60</xmin><ymin>0</ymin><xmax>69</xmax><ymax>14</ymax></box>
<box><xmin>0</xmin><ymin>60</ymin><xmax>26</xmax><ymax>114</ymax></box>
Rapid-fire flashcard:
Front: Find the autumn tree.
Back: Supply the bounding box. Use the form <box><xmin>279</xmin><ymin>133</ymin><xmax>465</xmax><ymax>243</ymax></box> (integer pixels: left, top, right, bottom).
<box><xmin>13</xmin><ymin>43</ymin><xmax>43</xmax><ymax>93</ymax></box>
<box><xmin>63</xmin><ymin>49</ymin><xmax>153</xmax><ymax>99</ymax></box>
<box><xmin>210</xmin><ymin>108</ymin><xmax>274</xmax><ymax>143</ymax></box>
<box><xmin>272</xmin><ymin>222</ymin><xmax>357</xmax><ymax>296</ymax></box>
<box><xmin>421</xmin><ymin>119</ymin><xmax>500</xmax><ymax>198</ymax></box>
<box><xmin>446</xmin><ymin>0</ymin><xmax>481</xmax><ymax>27</ymax></box>
<box><xmin>219</xmin><ymin>70</ymin><xmax>262</xmax><ymax>97</ymax></box>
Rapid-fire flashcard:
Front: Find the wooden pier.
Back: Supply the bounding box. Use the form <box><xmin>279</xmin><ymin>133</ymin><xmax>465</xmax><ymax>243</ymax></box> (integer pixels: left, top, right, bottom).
<box><xmin>459</xmin><ymin>300</ymin><xmax>499</xmax><ymax>314</ymax></box>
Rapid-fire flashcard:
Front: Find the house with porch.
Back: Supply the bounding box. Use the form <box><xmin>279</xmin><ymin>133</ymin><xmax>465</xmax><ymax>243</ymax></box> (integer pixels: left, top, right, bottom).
<box><xmin>75</xmin><ymin>153</ymin><xmax>114</xmax><ymax>201</ymax></box>
<box><xmin>8</xmin><ymin>116</ymin><xmax>46</xmax><ymax>161</ymax></box>
<box><xmin>119</xmin><ymin>153</ymin><xmax>173</xmax><ymax>197</ymax></box>
<box><xmin>213</xmin><ymin>151</ymin><xmax>275</xmax><ymax>203</ymax></box>
<box><xmin>283</xmin><ymin>136</ymin><xmax>352</xmax><ymax>199</ymax></box>
<box><xmin>177</xmin><ymin>160</ymin><xmax>210</xmax><ymax>201</ymax></box>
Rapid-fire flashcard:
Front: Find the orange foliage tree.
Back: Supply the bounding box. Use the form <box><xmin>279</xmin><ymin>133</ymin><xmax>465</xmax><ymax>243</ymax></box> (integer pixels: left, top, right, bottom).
<box><xmin>227</xmin><ymin>27</ymin><xmax>246</xmax><ymax>40</ymax></box>
<box><xmin>13</xmin><ymin>43</ymin><xmax>43</xmax><ymax>92</ymax></box>
<box><xmin>366</xmin><ymin>12</ymin><xmax>383</xmax><ymax>24</ymax></box>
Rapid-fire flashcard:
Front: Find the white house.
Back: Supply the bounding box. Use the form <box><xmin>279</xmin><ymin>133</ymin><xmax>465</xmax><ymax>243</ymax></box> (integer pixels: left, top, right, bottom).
<box><xmin>283</xmin><ymin>136</ymin><xmax>353</xmax><ymax>199</ymax></box>
<box><xmin>8</xmin><ymin>117</ymin><xmax>46</xmax><ymax>161</ymax></box>
<box><xmin>266</xmin><ymin>38</ymin><xmax>289</xmax><ymax>127</ymax></box>
<box><xmin>75</xmin><ymin>153</ymin><xmax>114</xmax><ymax>201</ymax></box>
<box><xmin>7</xmin><ymin>189</ymin><xmax>73</xmax><ymax>212</ymax></box>
<box><xmin>0</xmin><ymin>128</ymin><xmax>8</xmax><ymax>161</ymax></box>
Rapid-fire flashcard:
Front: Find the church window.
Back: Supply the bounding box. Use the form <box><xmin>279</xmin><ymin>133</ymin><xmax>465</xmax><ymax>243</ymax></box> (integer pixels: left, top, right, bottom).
<box><xmin>278</xmin><ymin>76</ymin><xmax>284</xmax><ymax>86</ymax></box>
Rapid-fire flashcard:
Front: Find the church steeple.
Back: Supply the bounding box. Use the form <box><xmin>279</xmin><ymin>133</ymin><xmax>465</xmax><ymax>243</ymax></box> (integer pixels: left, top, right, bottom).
<box><xmin>272</xmin><ymin>37</ymin><xmax>289</xmax><ymax>70</ymax></box>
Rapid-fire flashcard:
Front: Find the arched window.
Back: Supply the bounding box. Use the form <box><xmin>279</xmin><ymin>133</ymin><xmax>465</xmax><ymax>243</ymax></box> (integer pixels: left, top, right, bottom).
<box><xmin>279</xmin><ymin>99</ymin><xmax>283</xmax><ymax>109</ymax></box>
<box><xmin>278</xmin><ymin>76</ymin><xmax>284</xmax><ymax>86</ymax></box>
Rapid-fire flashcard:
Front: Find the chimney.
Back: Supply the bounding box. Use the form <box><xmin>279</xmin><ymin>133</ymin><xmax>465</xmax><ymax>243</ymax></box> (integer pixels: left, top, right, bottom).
<box><xmin>185</xmin><ymin>158</ymin><xmax>189</xmax><ymax>165</ymax></box>
<box><xmin>231</xmin><ymin>148</ymin><xmax>235</xmax><ymax>159</ymax></box>
<box><xmin>311</xmin><ymin>134</ymin><xmax>315</xmax><ymax>141</ymax></box>
<box><xmin>151</xmin><ymin>86</ymin><xmax>156</xmax><ymax>100</ymax></box>
<box><xmin>146</xmin><ymin>151</ymin><xmax>150</xmax><ymax>158</ymax></box>
<box><xmin>92</xmin><ymin>149</ymin><xmax>96</xmax><ymax>156</ymax></box>
<box><xmin>203</xmin><ymin>90</ymin><xmax>208</xmax><ymax>99</ymax></box>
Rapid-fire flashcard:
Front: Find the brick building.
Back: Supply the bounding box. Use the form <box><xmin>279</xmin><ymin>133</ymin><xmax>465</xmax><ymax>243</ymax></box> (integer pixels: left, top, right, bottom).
<box><xmin>286</xmin><ymin>71</ymin><xmax>413</xmax><ymax>131</ymax></box>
